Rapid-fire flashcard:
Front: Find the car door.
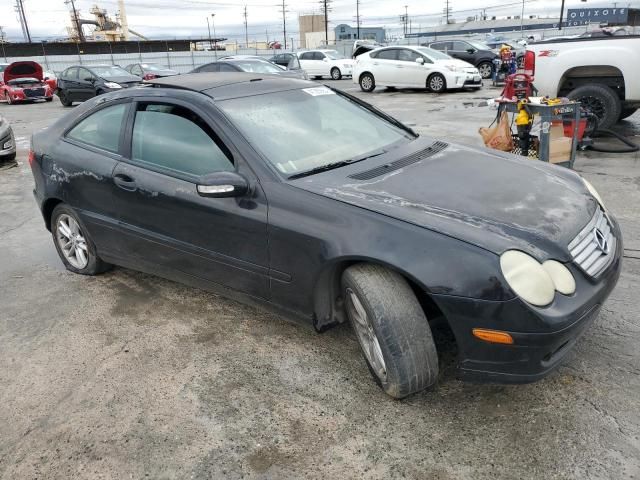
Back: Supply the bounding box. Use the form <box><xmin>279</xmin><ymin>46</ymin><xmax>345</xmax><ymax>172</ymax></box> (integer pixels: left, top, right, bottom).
<box><xmin>313</xmin><ymin>51</ymin><xmax>331</xmax><ymax>76</ymax></box>
<box><xmin>298</xmin><ymin>52</ymin><xmax>317</xmax><ymax>75</ymax></box>
<box><xmin>111</xmin><ymin>99</ymin><xmax>270</xmax><ymax>298</ymax></box>
<box><xmin>449</xmin><ymin>41</ymin><xmax>475</xmax><ymax>64</ymax></box>
<box><xmin>53</xmin><ymin>100</ymin><xmax>131</xmax><ymax>255</ymax></box>
<box><xmin>371</xmin><ymin>48</ymin><xmax>400</xmax><ymax>85</ymax></box>
<box><xmin>60</xmin><ymin>67</ymin><xmax>79</xmax><ymax>100</ymax></box>
<box><xmin>76</xmin><ymin>67</ymin><xmax>97</xmax><ymax>101</ymax></box>
<box><xmin>396</xmin><ymin>48</ymin><xmax>430</xmax><ymax>87</ymax></box>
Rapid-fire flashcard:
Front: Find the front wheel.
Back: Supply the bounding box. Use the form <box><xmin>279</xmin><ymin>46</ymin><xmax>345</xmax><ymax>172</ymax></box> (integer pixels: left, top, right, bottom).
<box><xmin>477</xmin><ymin>62</ymin><xmax>493</xmax><ymax>79</ymax></box>
<box><xmin>51</xmin><ymin>204</ymin><xmax>112</xmax><ymax>275</ymax></box>
<box><xmin>57</xmin><ymin>90</ymin><xmax>72</xmax><ymax>107</ymax></box>
<box><xmin>359</xmin><ymin>73</ymin><xmax>376</xmax><ymax>92</ymax></box>
<box><xmin>428</xmin><ymin>73</ymin><xmax>447</xmax><ymax>93</ymax></box>
<box><xmin>342</xmin><ymin>264</ymin><xmax>439</xmax><ymax>399</ymax></box>
<box><xmin>330</xmin><ymin>67</ymin><xmax>342</xmax><ymax>80</ymax></box>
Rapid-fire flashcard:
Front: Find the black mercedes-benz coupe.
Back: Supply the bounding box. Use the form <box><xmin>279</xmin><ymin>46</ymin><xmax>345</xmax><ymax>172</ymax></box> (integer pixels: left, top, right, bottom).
<box><xmin>28</xmin><ymin>73</ymin><xmax>622</xmax><ymax>398</ymax></box>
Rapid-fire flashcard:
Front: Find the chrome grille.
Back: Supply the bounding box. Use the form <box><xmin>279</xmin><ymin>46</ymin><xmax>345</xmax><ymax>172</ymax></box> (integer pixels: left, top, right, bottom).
<box><xmin>568</xmin><ymin>207</ymin><xmax>616</xmax><ymax>278</ymax></box>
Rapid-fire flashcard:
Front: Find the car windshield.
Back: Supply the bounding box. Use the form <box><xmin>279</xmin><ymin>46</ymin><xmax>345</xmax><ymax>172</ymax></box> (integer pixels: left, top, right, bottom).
<box><xmin>219</xmin><ymin>87</ymin><xmax>413</xmax><ymax>176</ymax></box>
<box><xmin>231</xmin><ymin>60</ymin><xmax>283</xmax><ymax>74</ymax></box>
<box><xmin>467</xmin><ymin>40</ymin><xmax>490</xmax><ymax>50</ymax></box>
<box><xmin>90</xmin><ymin>66</ymin><xmax>131</xmax><ymax>78</ymax></box>
<box><xmin>141</xmin><ymin>64</ymin><xmax>166</xmax><ymax>71</ymax></box>
<box><xmin>324</xmin><ymin>51</ymin><xmax>345</xmax><ymax>60</ymax></box>
<box><xmin>415</xmin><ymin>47</ymin><xmax>450</xmax><ymax>60</ymax></box>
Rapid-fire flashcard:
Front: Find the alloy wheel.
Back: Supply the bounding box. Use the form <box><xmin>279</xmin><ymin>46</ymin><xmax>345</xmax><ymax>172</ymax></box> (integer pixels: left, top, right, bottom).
<box><xmin>578</xmin><ymin>95</ymin><xmax>606</xmax><ymax>121</ymax></box>
<box><xmin>430</xmin><ymin>76</ymin><xmax>444</xmax><ymax>92</ymax></box>
<box><xmin>346</xmin><ymin>288</ymin><xmax>387</xmax><ymax>382</ymax></box>
<box><xmin>331</xmin><ymin>68</ymin><xmax>341</xmax><ymax>80</ymax></box>
<box><xmin>361</xmin><ymin>75</ymin><xmax>373</xmax><ymax>91</ymax></box>
<box><xmin>56</xmin><ymin>214</ymin><xmax>89</xmax><ymax>269</ymax></box>
<box><xmin>478</xmin><ymin>63</ymin><xmax>493</xmax><ymax>79</ymax></box>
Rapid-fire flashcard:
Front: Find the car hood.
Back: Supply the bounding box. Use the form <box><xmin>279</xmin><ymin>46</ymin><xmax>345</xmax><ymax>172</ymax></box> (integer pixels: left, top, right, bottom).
<box><xmin>289</xmin><ymin>137</ymin><xmax>595</xmax><ymax>260</ymax></box>
<box><xmin>3</xmin><ymin>61</ymin><xmax>44</xmax><ymax>82</ymax></box>
<box><xmin>433</xmin><ymin>58</ymin><xmax>477</xmax><ymax>69</ymax></box>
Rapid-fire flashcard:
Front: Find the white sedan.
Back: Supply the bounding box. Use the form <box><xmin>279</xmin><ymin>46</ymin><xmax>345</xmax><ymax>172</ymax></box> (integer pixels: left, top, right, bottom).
<box><xmin>353</xmin><ymin>46</ymin><xmax>482</xmax><ymax>93</ymax></box>
<box><xmin>297</xmin><ymin>50</ymin><xmax>354</xmax><ymax>80</ymax></box>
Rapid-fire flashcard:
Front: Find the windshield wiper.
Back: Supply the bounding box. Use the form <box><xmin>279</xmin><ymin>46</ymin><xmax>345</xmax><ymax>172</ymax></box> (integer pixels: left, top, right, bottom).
<box><xmin>288</xmin><ymin>151</ymin><xmax>386</xmax><ymax>180</ymax></box>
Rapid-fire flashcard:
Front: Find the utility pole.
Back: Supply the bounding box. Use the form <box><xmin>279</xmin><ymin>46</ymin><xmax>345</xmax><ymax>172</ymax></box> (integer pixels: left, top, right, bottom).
<box><xmin>559</xmin><ymin>0</ymin><xmax>565</xmax><ymax>30</ymax></box>
<box><xmin>243</xmin><ymin>5</ymin><xmax>249</xmax><ymax>47</ymax></box>
<box><xmin>320</xmin><ymin>0</ymin><xmax>331</xmax><ymax>45</ymax></box>
<box><xmin>0</xmin><ymin>26</ymin><xmax>7</xmax><ymax>61</ymax></box>
<box><xmin>15</xmin><ymin>0</ymin><xmax>31</xmax><ymax>43</ymax></box>
<box><xmin>444</xmin><ymin>0</ymin><xmax>451</xmax><ymax>24</ymax></box>
<box><xmin>520</xmin><ymin>0</ymin><xmax>525</xmax><ymax>33</ymax></box>
<box><xmin>65</xmin><ymin>0</ymin><xmax>84</xmax><ymax>42</ymax></box>
<box><xmin>211</xmin><ymin>13</ymin><xmax>217</xmax><ymax>58</ymax></box>
<box><xmin>206</xmin><ymin>16</ymin><xmax>212</xmax><ymax>49</ymax></box>
<box><xmin>356</xmin><ymin>0</ymin><xmax>360</xmax><ymax>40</ymax></box>
<box><xmin>280</xmin><ymin>0</ymin><xmax>288</xmax><ymax>49</ymax></box>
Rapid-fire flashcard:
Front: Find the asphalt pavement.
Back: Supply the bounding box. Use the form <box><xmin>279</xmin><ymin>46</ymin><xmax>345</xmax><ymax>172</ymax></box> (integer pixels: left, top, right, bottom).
<box><xmin>1</xmin><ymin>80</ymin><xmax>639</xmax><ymax>479</ymax></box>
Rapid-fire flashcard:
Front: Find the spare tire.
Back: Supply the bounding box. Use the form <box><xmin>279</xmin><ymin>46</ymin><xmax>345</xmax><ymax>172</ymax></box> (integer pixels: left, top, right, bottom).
<box><xmin>568</xmin><ymin>84</ymin><xmax>621</xmax><ymax>130</ymax></box>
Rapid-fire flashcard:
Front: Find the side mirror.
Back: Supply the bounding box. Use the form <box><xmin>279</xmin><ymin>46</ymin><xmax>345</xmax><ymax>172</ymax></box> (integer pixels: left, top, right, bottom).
<box><xmin>84</xmin><ymin>77</ymin><xmax>95</xmax><ymax>82</ymax></box>
<box><xmin>322</xmin><ymin>58</ymin><xmax>329</xmax><ymax>62</ymax></box>
<box><xmin>197</xmin><ymin>171</ymin><xmax>249</xmax><ymax>198</ymax></box>
<box><xmin>415</xmin><ymin>57</ymin><xmax>425</xmax><ymax>65</ymax></box>
<box><xmin>467</xmin><ymin>48</ymin><xmax>476</xmax><ymax>54</ymax></box>
<box><xmin>44</xmin><ymin>76</ymin><xmax>49</xmax><ymax>81</ymax></box>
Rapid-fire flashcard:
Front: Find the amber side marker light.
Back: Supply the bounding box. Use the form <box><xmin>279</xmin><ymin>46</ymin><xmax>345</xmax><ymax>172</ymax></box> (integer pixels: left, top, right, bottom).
<box><xmin>472</xmin><ymin>328</ymin><xmax>514</xmax><ymax>345</ymax></box>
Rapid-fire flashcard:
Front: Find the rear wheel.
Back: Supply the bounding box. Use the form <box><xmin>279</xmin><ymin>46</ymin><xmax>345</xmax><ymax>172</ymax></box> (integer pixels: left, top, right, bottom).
<box><xmin>567</xmin><ymin>84</ymin><xmax>621</xmax><ymax>130</ymax></box>
<box><xmin>330</xmin><ymin>67</ymin><xmax>342</xmax><ymax>80</ymax></box>
<box><xmin>359</xmin><ymin>73</ymin><xmax>376</xmax><ymax>93</ymax></box>
<box><xmin>51</xmin><ymin>204</ymin><xmax>112</xmax><ymax>275</ymax></box>
<box><xmin>477</xmin><ymin>61</ymin><xmax>493</xmax><ymax>79</ymax></box>
<box><xmin>6</xmin><ymin>94</ymin><xmax>13</xmax><ymax>105</ymax></box>
<box><xmin>619</xmin><ymin>107</ymin><xmax>638</xmax><ymax>121</ymax></box>
<box><xmin>342</xmin><ymin>264</ymin><xmax>439</xmax><ymax>399</ymax></box>
<box><xmin>428</xmin><ymin>73</ymin><xmax>447</xmax><ymax>93</ymax></box>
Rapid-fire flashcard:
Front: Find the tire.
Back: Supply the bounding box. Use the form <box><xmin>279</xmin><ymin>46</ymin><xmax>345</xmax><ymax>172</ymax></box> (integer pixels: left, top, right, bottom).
<box><xmin>313</xmin><ymin>76</ymin><xmax>323</xmax><ymax>80</ymax></box>
<box><xmin>6</xmin><ymin>94</ymin><xmax>13</xmax><ymax>105</ymax></box>
<box><xmin>619</xmin><ymin>107</ymin><xmax>638</xmax><ymax>121</ymax></box>
<box><xmin>477</xmin><ymin>61</ymin><xmax>493</xmax><ymax>79</ymax></box>
<box><xmin>330</xmin><ymin>67</ymin><xmax>342</xmax><ymax>80</ymax></box>
<box><xmin>359</xmin><ymin>73</ymin><xmax>376</xmax><ymax>93</ymax></box>
<box><xmin>567</xmin><ymin>84</ymin><xmax>621</xmax><ymax>130</ymax></box>
<box><xmin>58</xmin><ymin>90</ymin><xmax>72</xmax><ymax>107</ymax></box>
<box><xmin>427</xmin><ymin>73</ymin><xmax>447</xmax><ymax>93</ymax></box>
<box><xmin>51</xmin><ymin>204</ymin><xmax>112</xmax><ymax>275</ymax></box>
<box><xmin>342</xmin><ymin>264</ymin><xmax>439</xmax><ymax>399</ymax></box>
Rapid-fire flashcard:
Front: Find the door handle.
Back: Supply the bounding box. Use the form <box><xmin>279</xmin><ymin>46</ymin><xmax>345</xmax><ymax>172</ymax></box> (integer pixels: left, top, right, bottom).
<box><xmin>113</xmin><ymin>173</ymin><xmax>137</xmax><ymax>192</ymax></box>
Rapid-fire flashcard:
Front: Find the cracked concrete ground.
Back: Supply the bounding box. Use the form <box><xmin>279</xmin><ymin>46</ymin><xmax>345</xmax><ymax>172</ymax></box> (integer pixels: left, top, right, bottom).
<box><xmin>1</xmin><ymin>81</ymin><xmax>639</xmax><ymax>479</ymax></box>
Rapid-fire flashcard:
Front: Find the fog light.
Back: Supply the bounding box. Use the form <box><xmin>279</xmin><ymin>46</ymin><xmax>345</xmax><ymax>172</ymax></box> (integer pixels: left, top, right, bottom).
<box><xmin>473</xmin><ymin>328</ymin><xmax>514</xmax><ymax>345</ymax></box>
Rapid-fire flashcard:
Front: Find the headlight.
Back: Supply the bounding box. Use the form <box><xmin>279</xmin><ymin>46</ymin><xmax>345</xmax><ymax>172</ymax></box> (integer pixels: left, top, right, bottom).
<box><xmin>104</xmin><ymin>82</ymin><xmax>122</xmax><ymax>89</ymax></box>
<box><xmin>583</xmin><ymin>178</ymin><xmax>605</xmax><ymax>210</ymax></box>
<box><xmin>500</xmin><ymin>250</ymin><xmax>555</xmax><ymax>307</ymax></box>
<box><xmin>542</xmin><ymin>260</ymin><xmax>576</xmax><ymax>295</ymax></box>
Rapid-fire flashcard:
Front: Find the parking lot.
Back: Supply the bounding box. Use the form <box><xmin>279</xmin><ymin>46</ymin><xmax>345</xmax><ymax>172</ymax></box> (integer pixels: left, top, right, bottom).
<box><xmin>1</xmin><ymin>81</ymin><xmax>639</xmax><ymax>479</ymax></box>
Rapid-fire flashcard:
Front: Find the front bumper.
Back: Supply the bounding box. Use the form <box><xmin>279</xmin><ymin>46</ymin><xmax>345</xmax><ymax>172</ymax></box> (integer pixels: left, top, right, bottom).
<box><xmin>0</xmin><ymin>128</ymin><xmax>16</xmax><ymax>159</ymax></box>
<box><xmin>432</xmin><ymin>218</ymin><xmax>623</xmax><ymax>383</ymax></box>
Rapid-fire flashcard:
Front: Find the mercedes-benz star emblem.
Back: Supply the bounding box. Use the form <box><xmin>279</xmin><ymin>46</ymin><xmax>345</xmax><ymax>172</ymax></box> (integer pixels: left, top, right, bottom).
<box><xmin>593</xmin><ymin>228</ymin><xmax>610</xmax><ymax>254</ymax></box>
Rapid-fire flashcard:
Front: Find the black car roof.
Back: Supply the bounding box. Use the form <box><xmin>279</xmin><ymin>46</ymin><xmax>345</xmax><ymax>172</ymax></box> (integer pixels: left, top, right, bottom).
<box><xmin>147</xmin><ymin>72</ymin><xmax>315</xmax><ymax>99</ymax></box>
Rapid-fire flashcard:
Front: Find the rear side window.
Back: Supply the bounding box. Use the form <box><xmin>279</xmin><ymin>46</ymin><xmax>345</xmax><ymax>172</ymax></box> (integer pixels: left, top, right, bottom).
<box><xmin>67</xmin><ymin>104</ymin><xmax>127</xmax><ymax>153</ymax></box>
<box><xmin>397</xmin><ymin>49</ymin><xmax>422</xmax><ymax>62</ymax></box>
<box><xmin>313</xmin><ymin>52</ymin><xmax>325</xmax><ymax>60</ymax></box>
<box><xmin>299</xmin><ymin>52</ymin><xmax>314</xmax><ymax>60</ymax></box>
<box><xmin>131</xmin><ymin>103</ymin><xmax>234</xmax><ymax>177</ymax></box>
<box><xmin>197</xmin><ymin>63</ymin><xmax>219</xmax><ymax>73</ymax></box>
<box><xmin>375</xmin><ymin>49</ymin><xmax>397</xmax><ymax>60</ymax></box>
<box><xmin>219</xmin><ymin>63</ymin><xmax>237</xmax><ymax>72</ymax></box>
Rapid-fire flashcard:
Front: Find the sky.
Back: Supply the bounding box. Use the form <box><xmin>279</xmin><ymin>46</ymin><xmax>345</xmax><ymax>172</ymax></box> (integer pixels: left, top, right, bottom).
<box><xmin>2</xmin><ymin>0</ymin><xmax>639</xmax><ymax>42</ymax></box>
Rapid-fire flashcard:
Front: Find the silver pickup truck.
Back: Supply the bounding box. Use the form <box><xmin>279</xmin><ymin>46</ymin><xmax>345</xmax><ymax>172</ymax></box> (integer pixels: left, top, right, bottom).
<box><xmin>527</xmin><ymin>36</ymin><xmax>640</xmax><ymax>128</ymax></box>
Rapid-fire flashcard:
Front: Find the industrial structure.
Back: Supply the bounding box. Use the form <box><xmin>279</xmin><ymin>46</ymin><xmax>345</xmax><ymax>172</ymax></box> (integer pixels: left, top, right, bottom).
<box><xmin>335</xmin><ymin>24</ymin><xmax>385</xmax><ymax>43</ymax></box>
<box><xmin>66</xmin><ymin>1</ymin><xmax>148</xmax><ymax>42</ymax></box>
<box><xmin>298</xmin><ymin>14</ymin><xmax>326</xmax><ymax>49</ymax></box>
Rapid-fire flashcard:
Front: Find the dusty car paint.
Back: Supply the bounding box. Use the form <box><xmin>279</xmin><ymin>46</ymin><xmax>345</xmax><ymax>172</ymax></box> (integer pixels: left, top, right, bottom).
<box><xmin>29</xmin><ymin>74</ymin><xmax>622</xmax><ymax>383</ymax></box>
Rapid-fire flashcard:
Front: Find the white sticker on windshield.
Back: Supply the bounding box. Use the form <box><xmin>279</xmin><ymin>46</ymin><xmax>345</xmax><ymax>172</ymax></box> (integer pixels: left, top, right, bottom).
<box><xmin>302</xmin><ymin>87</ymin><xmax>336</xmax><ymax>96</ymax></box>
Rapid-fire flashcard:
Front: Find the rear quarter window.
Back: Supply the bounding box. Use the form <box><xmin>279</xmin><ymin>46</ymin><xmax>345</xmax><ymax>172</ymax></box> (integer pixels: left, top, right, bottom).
<box><xmin>66</xmin><ymin>104</ymin><xmax>127</xmax><ymax>153</ymax></box>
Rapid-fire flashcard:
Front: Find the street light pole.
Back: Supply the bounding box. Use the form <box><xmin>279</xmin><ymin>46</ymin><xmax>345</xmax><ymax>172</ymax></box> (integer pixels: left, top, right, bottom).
<box><xmin>559</xmin><ymin>0</ymin><xmax>565</xmax><ymax>31</ymax></box>
<box><xmin>206</xmin><ymin>16</ymin><xmax>212</xmax><ymax>50</ymax></box>
<box><xmin>211</xmin><ymin>13</ymin><xmax>217</xmax><ymax>59</ymax></box>
<box><xmin>520</xmin><ymin>0</ymin><xmax>525</xmax><ymax>33</ymax></box>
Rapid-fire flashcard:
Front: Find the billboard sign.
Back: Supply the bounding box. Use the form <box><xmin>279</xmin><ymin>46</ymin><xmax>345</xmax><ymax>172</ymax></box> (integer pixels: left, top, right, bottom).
<box><xmin>566</xmin><ymin>7</ymin><xmax>629</xmax><ymax>26</ymax></box>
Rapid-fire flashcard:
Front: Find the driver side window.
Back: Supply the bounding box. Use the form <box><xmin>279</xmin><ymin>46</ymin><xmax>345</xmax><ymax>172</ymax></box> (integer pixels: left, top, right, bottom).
<box><xmin>299</xmin><ymin>52</ymin><xmax>314</xmax><ymax>61</ymax></box>
<box><xmin>131</xmin><ymin>103</ymin><xmax>234</xmax><ymax>178</ymax></box>
<box><xmin>313</xmin><ymin>52</ymin><xmax>326</xmax><ymax>61</ymax></box>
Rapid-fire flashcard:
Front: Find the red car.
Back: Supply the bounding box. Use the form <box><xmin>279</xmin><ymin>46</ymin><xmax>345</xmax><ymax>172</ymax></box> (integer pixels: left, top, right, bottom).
<box><xmin>0</xmin><ymin>61</ymin><xmax>54</xmax><ymax>104</ymax></box>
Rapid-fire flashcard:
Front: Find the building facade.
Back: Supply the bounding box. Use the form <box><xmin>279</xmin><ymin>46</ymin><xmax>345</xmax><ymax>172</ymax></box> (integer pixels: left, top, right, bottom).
<box><xmin>299</xmin><ymin>14</ymin><xmax>327</xmax><ymax>49</ymax></box>
<box><xmin>334</xmin><ymin>24</ymin><xmax>385</xmax><ymax>43</ymax></box>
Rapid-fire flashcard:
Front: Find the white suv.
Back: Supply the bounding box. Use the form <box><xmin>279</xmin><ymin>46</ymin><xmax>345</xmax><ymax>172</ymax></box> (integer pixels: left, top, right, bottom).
<box><xmin>353</xmin><ymin>46</ymin><xmax>481</xmax><ymax>93</ymax></box>
<box><xmin>297</xmin><ymin>50</ymin><xmax>354</xmax><ymax>80</ymax></box>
